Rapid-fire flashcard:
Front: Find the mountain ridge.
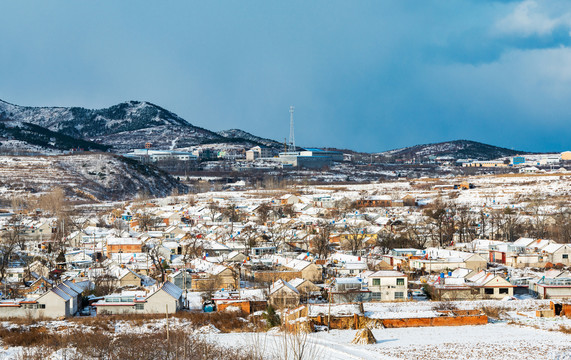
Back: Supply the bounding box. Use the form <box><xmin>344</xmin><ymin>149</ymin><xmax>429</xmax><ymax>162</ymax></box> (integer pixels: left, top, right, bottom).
<box><xmin>378</xmin><ymin>139</ymin><xmax>529</xmax><ymax>161</ymax></box>
<box><xmin>0</xmin><ymin>99</ymin><xmax>271</xmax><ymax>152</ymax></box>
<box><xmin>0</xmin><ymin>99</ymin><xmax>538</xmax><ymax>159</ymax></box>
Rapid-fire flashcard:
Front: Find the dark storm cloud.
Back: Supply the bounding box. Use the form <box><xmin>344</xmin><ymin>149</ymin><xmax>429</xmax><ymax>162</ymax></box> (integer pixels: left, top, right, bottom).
<box><xmin>0</xmin><ymin>0</ymin><xmax>569</xmax><ymax>152</ymax></box>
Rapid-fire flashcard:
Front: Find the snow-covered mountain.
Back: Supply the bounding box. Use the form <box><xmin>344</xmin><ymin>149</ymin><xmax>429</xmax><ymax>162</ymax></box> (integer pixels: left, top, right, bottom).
<box><xmin>217</xmin><ymin>129</ymin><xmax>281</xmax><ymax>148</ymax></box>
<box><xmin>0</xmin><ymin>99</ymin><xmax>271</xmax><ymax>152</ymax></box>
<box><xmin>378</xmin><ymin>140</ymin><xmax>527</xmax><ymax>160</ymax></box>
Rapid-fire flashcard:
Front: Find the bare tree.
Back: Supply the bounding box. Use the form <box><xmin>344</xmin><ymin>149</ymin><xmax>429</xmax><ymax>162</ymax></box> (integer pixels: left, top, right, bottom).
<box><xmin>256</xmin><ymin>203</ymin><xmax>272</xmax><ymax>225</ymax></box>
<box><xmin>181</xmin><ymin>234</ymin><xmax>204</xmax><ymax>265</ymax></box>
<box><xmin>527</xmin><ymin>193</ymin><xmax>549</xmax><ymax>239</ymax></box>
<box><xmin>311</xmin><ymin>222</ymin><xmax>333</xmax><ymax>259</ymax></box>
<box><xmin>208</xmin><ymin>201</ymin><xmax>221</xmax><ymax>223</ymax></box>
<box><xmin>424</xmin><ymin>201</ymin><xmax>455</xmax><ymax>247</ymax></box>
<box><xmin>238</xmin><ymin>225</ymin><xmax>260</xmax><ymax>254</ymax></box>
<box><xmin>497</xmin><ymin>207</ymin><xmax>523</xmax><ymax>242</ymax></box>
<box><xmin>549</xmin><ymin>204</ymin><xmax>571</xmax><ymax>243</ymax></box>
<box><xmin>455</xmin><ymin>205</ymin><xmax>477</xmax><ymax>243</ymax></box>
<box><xmin>136</xmin><ymin>210</ymin><xmax>159</xmax><ymax>232</ymax></box>
<box><xmin>223</xmin><ymin>204</ymin><xmax>240</xmax><ymax>234</ymax></box>
<box><xmin>343</xmin><ymin>224</ymin><xmax>367</xmax><ymax>255</ymax></box>
<box><xmin>144</xmin><ymin>243</ymin><xmax>167</xmax><ymax>282</ymax></box>
<box><xmin>0</xmin><ymin>224</ymin><xmax>20</xmax><ymax>286</ymax></box>
<box><xmin>375</xmin><ymin>230</ymin><xmax>400</xmax><ymax>254</ymax></box>
<box><xmin>92</xmin><ymin>272</ymin><xmax>117</xmax><ymax>297</ymax></box>
<box><xmin>266</xmin><ymin>222</ymin><xmax>291</xmax><ymax>251</ymax></box>
<box><xmin>37</xmin><ymin>187</ymin><xmax>66</xmax><ymax>216</ymax></box>
<box><xmin>402</xmin><ymin>220</ymin><xmax>431</xmax><ymax>249</ymax></box>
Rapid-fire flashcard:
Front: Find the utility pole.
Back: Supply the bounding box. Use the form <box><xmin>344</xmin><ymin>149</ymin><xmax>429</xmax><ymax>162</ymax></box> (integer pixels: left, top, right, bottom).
<box><xmin>328</xmin><ymin>286</ymin><xmax>331</xmax><ymax>332</ymax></box>
<box><xmin>166</xmin><ymin>304</ymin><xmax>170</xmax><ymax>341</ymax></box>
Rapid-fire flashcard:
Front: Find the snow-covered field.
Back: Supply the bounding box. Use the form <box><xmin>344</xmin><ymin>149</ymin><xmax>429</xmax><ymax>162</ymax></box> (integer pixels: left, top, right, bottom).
<box><xmin>0</xmin><ymin>300</ymin><xmax>568</xmax><ymax>359</ymax></box>
<box><xmin>211</xmin><ymin>323</ymin><xmax>571</xmax><ymax>360</ymax></box>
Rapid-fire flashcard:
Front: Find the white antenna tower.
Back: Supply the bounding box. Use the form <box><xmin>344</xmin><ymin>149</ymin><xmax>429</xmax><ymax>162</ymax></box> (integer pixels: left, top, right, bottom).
<box><xmin>289</xmin><ymin>105</ymin><xmax>295</xmax><ymax>153</ymax></box>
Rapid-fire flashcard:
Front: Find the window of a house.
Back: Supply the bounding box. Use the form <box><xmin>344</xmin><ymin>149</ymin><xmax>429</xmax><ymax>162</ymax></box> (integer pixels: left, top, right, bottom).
<box><xmin>372</xmin><ymin>278</ymin><xmax>380</xmax><ymax>286</ymax></box>
<box><xmin>394</xmin><ymin>292</ymin><xmax>404</xmax><ymax>299</ymax></box>
<box><xmin>499</xmin><ymin>288</ymin><xmax>509</xmax><ymax>294</ymax></box>
<box><xmin>39</xmin><ymin>304</ymin><xmax>46</xmax><ymax>309</ymax></box>
<box><xmin>396</xmin><ymin>278</ymin><xmax>405</xmax><ymax>286</ymax></box>
<box><xmin>563</xmin><ymin>254</ymin><xmax>569</xmax><ymax>259</ymax></box>
<box><xmin>372</xmin><ymin>292</ymin><xmax>381</xmax><ymax>299</ymax></box>
<box><xmin>484</xmin><ymin>288</ymin><xmax>494</xmax><ymax>295</ymax></box>
<box><xmin>135</xmin><ymin>303</ymin><xmax>144</xmax><ymax>310</ymax></box>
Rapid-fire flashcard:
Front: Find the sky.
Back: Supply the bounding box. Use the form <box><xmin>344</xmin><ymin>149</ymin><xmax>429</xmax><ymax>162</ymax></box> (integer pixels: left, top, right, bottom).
<box><xmin>1</xmin><ymin>0</ymin><xmax>570</xmax><ymax>153</ymax></box>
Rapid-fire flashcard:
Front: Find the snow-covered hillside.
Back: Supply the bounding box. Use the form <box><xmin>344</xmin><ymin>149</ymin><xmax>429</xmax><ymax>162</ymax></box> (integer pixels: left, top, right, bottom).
<box><xmin>0</xmin><ymin>153</ymin><xmax>185</xmax><ymax>201</ymax></box>
<box><xmin>0</xmin><ymin>99</ymin><xmax>274</xmax><ymax>153</ymax></box>
<box><xmin>378</xmin><ymin>140</ymin><xmax>527</xmax><ymax>160</ymax></box>
<box><xmin>217</xmin><ymin>129</ymin><xmax>281</xmax><ymax>148</ymax></box>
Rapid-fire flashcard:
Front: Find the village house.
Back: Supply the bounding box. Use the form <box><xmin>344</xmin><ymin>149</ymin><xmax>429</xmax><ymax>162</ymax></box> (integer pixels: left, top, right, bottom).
<box><xmin>411</xmin><ymin>248</ymin><xmax>487</xmax><ymax>273</ymax></box>
<box><xmin>330</xmin><ymin>277</ymin><xmax>369</xmax><ymax>303</ymax></box>
<box><xmin>189</xmin><ymin>259</ymin><xmax>238</xmax><ymax>290</ymax></box>
<box><xmin>428</xmin><ymin>270</ymin><xmax>515</xmax><ymax>300</ymax></box>
<box><xmin>541</xmin><ymin>244</ymin><xmax>571</xmax><ymax>266</ymax></box>
<box><xmin>94</xmin><ymin>281</ymin><xmax>183</xmax><ymax>315</ymax></box>
<box><xmin>212</xmin><ymin>288</ymin><xmax>267</xmax><ymax>314</ymax></box>
<box><xmin>531</xmin><ymin>276</ymin><xmax>571</xmax><ymax>299</ymax></box>
<box><xmin>107</xmin><ymin>237</ymin><xmax>143</xmax><ymax>254</ymax></box>
<box><xmin>366</xmin><ymin>270</ymin><xmax>408</xmax><ymax>302</ymax></box>
<box><xmin>168</xmin><ymin>270</ymin><xmax>192</xmax><ymax>290</ymax></box>
<box><xmin>279</xmin><ymin>194</ymin><xmax>301</xmax><ymax>205</ymax></box>
<box><xmin>269</xmin><ymin>279</ymin><xmax>300</xmax><ymax>309</ymax></box>
<box><xmin>274</xmin><ymin>257</ymin><xmax>322</xmax><ymax>283</ymax></box>
<box><xmin>0</xmin><ymin>287</ymin><xmax>73</xmax><ymax>320</ymax></box>
<box><xmin>288</xmin><ymin>278</ymin><xmax>321</xmax><ymax>302</ymax></box>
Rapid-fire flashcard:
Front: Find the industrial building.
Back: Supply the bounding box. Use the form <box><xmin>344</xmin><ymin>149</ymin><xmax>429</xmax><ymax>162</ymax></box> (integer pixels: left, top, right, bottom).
<box><xmin>123</xmin><ymin>149</ymin><xmax>197</xmax><ymax>163</ymax></box>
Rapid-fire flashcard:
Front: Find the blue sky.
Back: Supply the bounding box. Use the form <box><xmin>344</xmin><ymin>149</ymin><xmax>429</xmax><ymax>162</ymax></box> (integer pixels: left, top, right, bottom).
<box><xmin>1</xmin><ymin>0</ymin><xmax>570</xmax><ymax>152</ymax></box>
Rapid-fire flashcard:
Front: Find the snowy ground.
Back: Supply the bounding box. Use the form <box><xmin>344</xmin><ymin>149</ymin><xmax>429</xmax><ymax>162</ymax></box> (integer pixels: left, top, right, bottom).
<box><xmin>211</xmin><ymin>323</ymin><xmax>571</xmax><ymax>360</ymax></box>
<box><xmin>0</xmin><ymin>302</ymin><xmax>570</xmax><ymax>359</ymax></box>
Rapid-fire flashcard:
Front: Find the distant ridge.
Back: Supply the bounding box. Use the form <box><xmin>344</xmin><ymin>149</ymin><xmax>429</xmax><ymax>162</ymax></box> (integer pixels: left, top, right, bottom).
<box><xmin>378</xmin><ymin>140</ymin><xmax>529</xmax><ymax>161</ymax></box>
<box><xmin>0</xmin><ymin>99</ymin><xmax>280</xmax><ymax>152</ymax></box>
<box><xmin>0</xmin><ymin>99</ymin><xmax>534</xmax><ymax>158</ymax></box>
<box><xmin>216</xmin><ymin>128</ymin><xmax>281</xmax><ymax>148</ymax></box>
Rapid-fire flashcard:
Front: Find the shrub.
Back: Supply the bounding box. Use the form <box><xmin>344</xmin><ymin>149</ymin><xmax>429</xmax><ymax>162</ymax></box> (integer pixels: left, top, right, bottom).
<box><xmin>480</xmin><ymin>306</ymin><xmax>503</xmax><ymax>319</ymax></box>
<box><xmin>432</xmin><ymin>301</ymin><xmax>458</xmax><ymax>311</ymax></box>
<box><xmin>263</xmin><ymin>305</ymin><xmax>281</xmax><ymax>329</ymax></box>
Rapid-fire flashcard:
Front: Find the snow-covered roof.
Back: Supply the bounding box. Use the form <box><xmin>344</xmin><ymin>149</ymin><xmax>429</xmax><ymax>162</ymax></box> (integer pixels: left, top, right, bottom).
<box><xmin>157</xmin><ymin>281</ymin><xmax>183</xmax><ymax>299</ymax></box>
<box><xmin>288</xmin><ymin>278</ymin><xmax>308</xmax><ymax>288</ymax></box>
<box><xmin>50</xmin><ymin>287</ymin><xmax>72</xmax><ymax>301</ymax></box>
<box><xmin>270</xmin><ymin>279</ymin><xmax>299</xmax><ymax>295</ymax></box>
<box><xmin>539</xmin><ymin>243</ymin><xmax>563</xmax><ymax>254</ymax></box>
<box><xmin>369</xmin><ymin>270</ymin><xmax>405</xmax><ymax>278</ymax></box>
<box><xmin>62</xmin><ymin>280</ymin><xmax>84</xmax><ymax>294</ymax></box>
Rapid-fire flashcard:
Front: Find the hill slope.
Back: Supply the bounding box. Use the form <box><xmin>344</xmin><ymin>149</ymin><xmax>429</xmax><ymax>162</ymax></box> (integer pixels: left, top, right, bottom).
<box><xmin>217</xmin><ymin>129</ymin><xmax>282</xmax><ymax>148</ymax></box>
<box><xmin>0</xmin><ymin>153</ymin><xmax>186</xmax><ymax>201</ymax></box>
<box><xmin>378</xmin><ymin>140</ymin><xmax>527</xmax><ymax>161</ymax></box>
<box><xmin>0</xmin><ymin>100</ymin><xmax>231</xmax><ymax>152</ymax></box>
<box><xmin>0</xmin><ymin>120</ymin><xmax>110</xmax><ymax>153</ymax></box>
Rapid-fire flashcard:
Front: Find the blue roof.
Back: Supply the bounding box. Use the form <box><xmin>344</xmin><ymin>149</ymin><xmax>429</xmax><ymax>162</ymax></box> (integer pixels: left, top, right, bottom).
<box><xmin>304</xmin><ymin>148</ymin><xmax>325</xmax><ymax>152</ymax></box>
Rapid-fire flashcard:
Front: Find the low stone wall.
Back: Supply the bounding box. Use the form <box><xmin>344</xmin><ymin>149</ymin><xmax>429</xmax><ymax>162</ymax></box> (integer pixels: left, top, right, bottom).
<box><xmin>216</xmin><ymin>300</ymin><xmax>267</xmax><ymax>315</ymax></box>
<box><xmin>374</xmin><ymin>314</ymin><xmax>488</xmax><ymax>328</ymax></box>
